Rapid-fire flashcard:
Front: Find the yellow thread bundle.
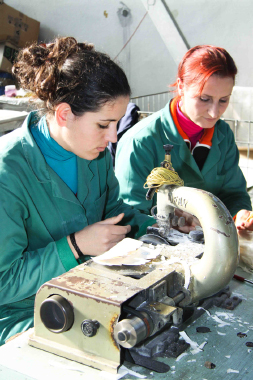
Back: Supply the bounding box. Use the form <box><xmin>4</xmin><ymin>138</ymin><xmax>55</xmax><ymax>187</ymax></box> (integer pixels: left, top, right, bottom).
<box><xmin>144</xmin><ymin>163</ymin><xmax>184</xmax><ymax>189</ymax></box>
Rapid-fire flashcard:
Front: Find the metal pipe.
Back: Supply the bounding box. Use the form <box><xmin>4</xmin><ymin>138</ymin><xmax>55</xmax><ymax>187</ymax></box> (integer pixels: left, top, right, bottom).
<box><xmin>156</xmin><ymin>185</ymin><xmax>239</xmax><ymax>303</ymax></box>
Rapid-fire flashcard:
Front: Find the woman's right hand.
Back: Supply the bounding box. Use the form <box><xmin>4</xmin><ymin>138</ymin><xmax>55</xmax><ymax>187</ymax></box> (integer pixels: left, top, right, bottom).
<box><xmin>68</xmin><ymin>213</ymin><xmax>131</xmax><ymax>258</ymax></box>
<box><xmin>236</xmin><ymin>209</ymin><xmax>253</xmax><ymax>231</ymax></box>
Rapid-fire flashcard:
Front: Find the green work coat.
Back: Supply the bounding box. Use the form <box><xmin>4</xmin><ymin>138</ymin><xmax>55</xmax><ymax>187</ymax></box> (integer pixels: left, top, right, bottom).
<box><xmin>115</xmin><ymin>101</ymin><xmax>251</xmax><ymax>217</ymax></box>
<box><xmin>0</xmin><ymin>112</ymin><xmax>154</xmax><ymax>345</ymax></box>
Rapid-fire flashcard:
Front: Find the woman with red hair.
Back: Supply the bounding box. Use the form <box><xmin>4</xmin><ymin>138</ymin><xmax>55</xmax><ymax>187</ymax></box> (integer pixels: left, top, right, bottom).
<box><xmin>115</xmin><ymin>45</ymin><xmax>253</xmax><ymax>231</ymax></box>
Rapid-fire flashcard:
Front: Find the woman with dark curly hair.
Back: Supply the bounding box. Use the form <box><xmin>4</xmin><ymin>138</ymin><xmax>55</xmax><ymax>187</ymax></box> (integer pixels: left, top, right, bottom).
<box><xmin>0</xmin><ymin>37</ymin><xmax>155</xmax><ymax>345</ymax></box>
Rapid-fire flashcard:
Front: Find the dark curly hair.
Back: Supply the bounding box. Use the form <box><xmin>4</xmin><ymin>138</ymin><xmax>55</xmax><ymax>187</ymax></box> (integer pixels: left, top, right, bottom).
<box><xmin>12</xmin><ymin>37</ymin><xmax>131</xmax><ymax>115</ymax></box>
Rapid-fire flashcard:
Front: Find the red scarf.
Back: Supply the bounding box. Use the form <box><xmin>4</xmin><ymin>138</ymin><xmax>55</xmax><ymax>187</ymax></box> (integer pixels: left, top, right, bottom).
<box><xmin>170</xmin><ymin>97</ymin><xmax>214</xmax><ymax>150</ymax></box>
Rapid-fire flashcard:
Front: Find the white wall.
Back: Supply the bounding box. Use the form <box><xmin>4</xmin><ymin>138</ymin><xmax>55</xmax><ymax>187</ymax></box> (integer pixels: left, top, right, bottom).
<box><xmin>4</xmin><ymin>0</ymin><xmax>253</xmax><ymax>98</ymax></box>
<box><xmin>165</xmin><ymin>0</ymin><xmax>253</xmax><ymax>88</ymax></box>
<box><xmin>224</xmin><ymin>87</ymin><xmax>253</xmax><ymax>121</ymax></box>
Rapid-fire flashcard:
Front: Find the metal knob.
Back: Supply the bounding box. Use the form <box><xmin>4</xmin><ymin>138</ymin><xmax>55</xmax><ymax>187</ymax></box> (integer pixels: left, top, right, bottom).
<box><xmin>163</xmin><ymin>144</ymin><xmax>174</xmax><ymax>155</ymax></box>
<box><xmin>114</xmin><ymin>316</ymin><xmax>148</xmax><ymax>348</ymax></box>
<box><xmin>81</xmin><ymin>319</ymin><xmax>100</xmax><ymax>337</ymax></box>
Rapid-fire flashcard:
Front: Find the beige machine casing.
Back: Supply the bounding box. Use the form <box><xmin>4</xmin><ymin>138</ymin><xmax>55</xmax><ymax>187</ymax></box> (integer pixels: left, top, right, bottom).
<box><xmin>29</xmin><ymin>259</ymin><xmax>181</xmax><ymax>373</ymax></box>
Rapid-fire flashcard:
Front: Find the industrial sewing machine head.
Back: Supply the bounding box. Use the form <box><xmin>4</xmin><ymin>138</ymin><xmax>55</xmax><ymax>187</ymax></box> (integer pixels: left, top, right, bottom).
<box><xmin>29</xmin><ymin>145</ymin><xmax>239</xmax><ymax>374</ymax></box>
<box><xmin>142</xmin><ymin>144</ymin><xmax>239</xmax><ymax>301</ymax></box>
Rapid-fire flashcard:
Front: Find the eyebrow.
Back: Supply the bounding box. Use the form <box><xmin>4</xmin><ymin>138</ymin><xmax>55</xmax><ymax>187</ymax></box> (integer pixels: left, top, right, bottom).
<box><xmin>201</xmin><ymin>93</ymin><xmax>232</xmax><ymax>98</ymax></box>
<box><xmin>99</xmin><ymin>118</ymin><xmax>117</xmax><ymax>122</ymax></box>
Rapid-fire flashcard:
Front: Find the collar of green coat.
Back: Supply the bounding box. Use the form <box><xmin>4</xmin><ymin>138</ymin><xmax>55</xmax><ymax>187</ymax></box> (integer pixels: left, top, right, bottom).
<box><xmin>21</xmin><ymin>111</ymin><xmax>51</xmax><ymax>182</ymax></box>
<box><xmin>160</xmin><ymin>101</ymin><xmax>226</xmax><ymax>177</ymax></box>
<box><xmin>20</xmin><ymin>111</ymin><xmax>95</xmax><ymax>204</ymax></box>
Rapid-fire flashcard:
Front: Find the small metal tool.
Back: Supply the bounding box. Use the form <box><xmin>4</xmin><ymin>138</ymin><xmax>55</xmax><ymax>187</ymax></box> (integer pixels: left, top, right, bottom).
<box><xmin>233</xmin><ymin>274</ymin><xmax>253</xmax><ymax>285</ymax></box>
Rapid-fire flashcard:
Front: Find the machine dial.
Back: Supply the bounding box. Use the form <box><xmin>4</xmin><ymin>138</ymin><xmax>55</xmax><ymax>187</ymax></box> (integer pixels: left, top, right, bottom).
<box><xmin>40</xmin><ymin>294</ymin><xmax>74</xmax><ymax>333</ymax></box>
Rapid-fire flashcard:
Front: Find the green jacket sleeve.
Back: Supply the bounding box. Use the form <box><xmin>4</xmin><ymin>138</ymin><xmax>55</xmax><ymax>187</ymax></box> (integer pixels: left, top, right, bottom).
<box><xmin>115</xmin><ymin>135</ymin><xmax>158</xmax><ymax>216</ymax></box>
<box><xmin>215</xmin><ymin>124</ymin><xmax>252</xmax><ymax>216</ymax></box>
<box><xmin>0</xmin><ymin>185</ymin><xmax>78</xmax><ymax>306</ymax></box>
<box><xmin>103</xmin><ymin>148</ymin><xmax>156</xmax><ymax>237</ymax></box>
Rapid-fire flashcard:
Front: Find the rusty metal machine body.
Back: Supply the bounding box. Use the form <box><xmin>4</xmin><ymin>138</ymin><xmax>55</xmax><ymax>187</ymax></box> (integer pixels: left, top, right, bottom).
<box><xmin>29</xmin><ymin>253</ymin><xmax>187</xmax><ymax>373</ymax></box>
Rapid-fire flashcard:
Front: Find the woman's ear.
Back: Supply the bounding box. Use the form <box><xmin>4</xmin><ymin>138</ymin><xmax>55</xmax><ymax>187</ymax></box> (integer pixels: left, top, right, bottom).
<box><xmin>177</xmin><ymin>78</ymin><xmax>184</xmax><ymax>97</ymax></box>
<box><xmin>55</xmin><ymin>103</ymin><xmax>73</xmax><ymax>127</ymax></box>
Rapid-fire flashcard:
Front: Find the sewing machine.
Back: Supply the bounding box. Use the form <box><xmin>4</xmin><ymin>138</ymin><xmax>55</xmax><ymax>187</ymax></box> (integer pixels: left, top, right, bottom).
<box><xmin>28</xmin><ymin>146</ymin><xmax>239</xmax><ymax>374</ymax></box>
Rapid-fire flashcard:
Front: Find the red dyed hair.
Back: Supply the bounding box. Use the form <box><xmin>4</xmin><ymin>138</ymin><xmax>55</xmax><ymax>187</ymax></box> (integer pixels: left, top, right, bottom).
<box><xmin>171</xmin><ymin>45</ymin><xmax>237</xmax><ymax>95</ymax></box>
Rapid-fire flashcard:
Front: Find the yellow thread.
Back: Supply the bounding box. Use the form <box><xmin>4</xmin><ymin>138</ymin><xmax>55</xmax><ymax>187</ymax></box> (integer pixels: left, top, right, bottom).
<box><xmin>144</xmin><ymin>161</ymin><xmax>184</xmax><ymax>189</ymax></box>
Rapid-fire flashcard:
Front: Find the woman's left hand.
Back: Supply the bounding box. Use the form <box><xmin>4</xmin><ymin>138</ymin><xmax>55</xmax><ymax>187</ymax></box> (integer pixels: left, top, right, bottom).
<box><xmin>174</xmin><ymin>208</ymin><xmax>201</xmax><ymax>233</ymax></box>
<box><xmin>236</xmin><ymin>209</ymin><xmax>253</xmax><ymax>231</ymax></box>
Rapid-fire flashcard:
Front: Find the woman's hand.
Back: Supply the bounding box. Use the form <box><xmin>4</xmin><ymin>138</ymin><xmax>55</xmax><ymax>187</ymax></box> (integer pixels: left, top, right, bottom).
<box><xmin>68</xmin><ymin>213</ymin><xmax>131</xmax><ymax>258</ymax></box>
<box><xmin>174</xmin><ymin>208</ymin><xmax>201</xmax><ymax>233</ymax></box>
<box><xmin>236</xmin><ymin>209</ymin><xmax>253</xmax><ymax>231</ymax></box>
